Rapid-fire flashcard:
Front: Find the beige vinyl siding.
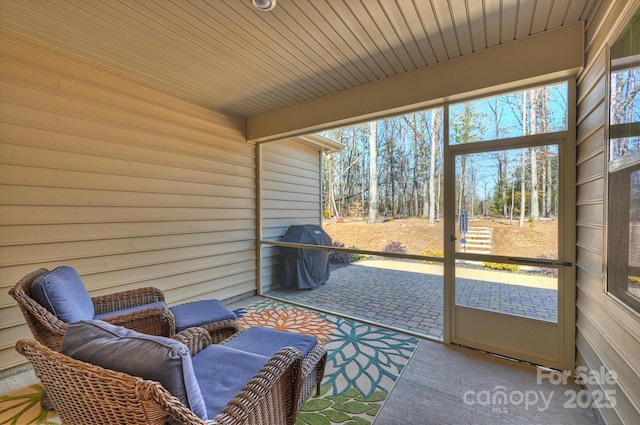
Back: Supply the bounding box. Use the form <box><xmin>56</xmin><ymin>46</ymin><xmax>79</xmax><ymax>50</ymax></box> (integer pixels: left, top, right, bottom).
<box><xmin>576</xmin><ymin>1</ymin><xmax>640</xmax><ymax>423</ymax></box>
<box><xmin>259</xmin><ymin>140</ymin><xmax>322</xmax><ymax>292</ymax></box>
<box><xmin>0</xmin><ymin>30</ymin><xmax>256</xmax><ymax>371</ymax></box>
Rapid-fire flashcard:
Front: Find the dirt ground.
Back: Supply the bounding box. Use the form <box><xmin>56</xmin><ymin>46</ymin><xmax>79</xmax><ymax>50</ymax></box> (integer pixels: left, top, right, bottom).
<box><xmin>322</xmin><ymin>217</ymin><xmax>558</xmax><ymax>259</ymax></box>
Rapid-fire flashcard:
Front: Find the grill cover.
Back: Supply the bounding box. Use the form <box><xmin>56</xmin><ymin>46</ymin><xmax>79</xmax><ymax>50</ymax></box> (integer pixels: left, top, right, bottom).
<box><xmin>279</xmin><ymin>224</ymin><xmax>332</xmax><ymax>289</ymax></box>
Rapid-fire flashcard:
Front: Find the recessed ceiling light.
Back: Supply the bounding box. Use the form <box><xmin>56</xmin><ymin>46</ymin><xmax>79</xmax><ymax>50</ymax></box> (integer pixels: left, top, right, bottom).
<box><xmin>253</xmin><ymin>0</ymin><xmax>276</xmax><ymax>11</ymax></box>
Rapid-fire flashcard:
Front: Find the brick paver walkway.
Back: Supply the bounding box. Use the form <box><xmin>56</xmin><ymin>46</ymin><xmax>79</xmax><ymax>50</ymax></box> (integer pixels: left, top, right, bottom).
<box><xmin>266</xmin><ymin>259</ymin><xmax>558</xmax><ymax>340</ymax></box>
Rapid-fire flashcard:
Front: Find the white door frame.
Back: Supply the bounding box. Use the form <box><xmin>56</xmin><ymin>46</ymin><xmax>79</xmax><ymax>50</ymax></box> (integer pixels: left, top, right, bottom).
<box><xmin>442</xmin><ymin>79</ymin><xmax>576</xmax><ymax>371</ymax></box>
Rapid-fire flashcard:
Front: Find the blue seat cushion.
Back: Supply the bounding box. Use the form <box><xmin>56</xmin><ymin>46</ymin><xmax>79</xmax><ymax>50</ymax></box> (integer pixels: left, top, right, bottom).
<box><xmin>191</xmin><ymin>344</ymin><xmax>269</xmax><ymax>418</ymax></box>
<box><xmin>224</xmin><ymin>326</ymin><xmax>318</xmax><ymax>358</ymax></box>
<box><xmin>31</xmin><ymin>266</ymin><xmax>95</xmax><ymax>323</ymax></box>
<box><xmin>169</xmin><ymin>300</ymin><xmax>236</xmax><ymax>332</ymax></box>
<box><xmin>94</xmin><ymin>301</ymin><xmax>168</xmax><ymax>320</ymax></box>
<box><xmin>61</xmin><ymin>320</ymin><xmax>208</xmax><ymax>420</ymax></box>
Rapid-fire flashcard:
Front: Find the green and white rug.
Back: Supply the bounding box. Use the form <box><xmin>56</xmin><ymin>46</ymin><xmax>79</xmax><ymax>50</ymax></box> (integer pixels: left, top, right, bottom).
<box><xmin>1</xmin><ymin>299</ymin><xmax>419</xmax><ymax>425</ymax></box>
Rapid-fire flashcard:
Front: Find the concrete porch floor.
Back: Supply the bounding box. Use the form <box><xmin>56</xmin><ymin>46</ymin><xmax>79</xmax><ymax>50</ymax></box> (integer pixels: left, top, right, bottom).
<box><xmin>374</xmin><ymin>338</ymin><xmax>602</xmax><ymax>425</ymax></box>
<box><xmin>263</xmin><ymin>263</ymin><xmax>603</xmax><ymax>425</ymax></box>
<box><xmin>1</xmin><ymin>290</ymin><xmax>602</xmax><ymax>425</ymax></box>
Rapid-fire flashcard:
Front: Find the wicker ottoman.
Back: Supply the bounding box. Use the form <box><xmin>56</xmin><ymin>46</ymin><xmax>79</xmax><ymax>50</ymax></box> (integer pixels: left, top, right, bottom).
<box><xmin>220</xmin><ymin>326</ymin><xmax>327</xmax><ymax>412</ymax></box>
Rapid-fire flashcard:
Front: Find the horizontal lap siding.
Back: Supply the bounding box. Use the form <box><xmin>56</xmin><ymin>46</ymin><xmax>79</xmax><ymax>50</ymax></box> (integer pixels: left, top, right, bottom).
<box><xmin>0</xmin><ymin>31</ymin><xmax>255</xmax><ymax>371</ymax></box>
<box><xmin>260</xmin><ymin>141</ymin><xmax>322</xmax><ymax>292</ymax></box>
<box><xmin>576</xmin><ymin>1</ymin><xmax>640</xmax><ymax>423</ymax></box>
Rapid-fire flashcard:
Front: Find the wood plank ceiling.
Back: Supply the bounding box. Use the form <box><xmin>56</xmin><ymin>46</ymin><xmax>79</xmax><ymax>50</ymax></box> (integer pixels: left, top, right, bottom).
<box><xmin>0</xmin><ymin>0</ymin><xmax>600</xmax><ymax>119</ymax></box>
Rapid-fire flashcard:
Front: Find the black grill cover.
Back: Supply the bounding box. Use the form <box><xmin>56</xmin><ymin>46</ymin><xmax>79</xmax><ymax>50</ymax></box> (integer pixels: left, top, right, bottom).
<box><xmin>279</xmin><ymin>224</ymin><xmax>332</xmax><ymax>289</ymax></box>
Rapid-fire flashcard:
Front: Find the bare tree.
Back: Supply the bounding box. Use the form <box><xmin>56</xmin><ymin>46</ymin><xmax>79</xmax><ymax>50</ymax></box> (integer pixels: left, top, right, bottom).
<box><xmin>410</xmin><ymin>114</ymin><xmax>420</xmax><ymax>216</ymax></box>
<box><xmin>401</xmin><ymin>110</ymin><xmax>442</xmax><ymax>225</ymax></box>
<box><xmin>451</xmin><ymin>104</ymin><xmax>485</xmax><ymax>215</ymax></box>
<box><xmin>519</xmin><ymin>149</ymin><xmax>526</xmax><ymax>227</ymax></box>
<box><xmin>611</xmin><ymin>68</ymin><xmax>640</xmax><ymax>159</ymax></box>
<box><xmin>368</xmin><ymin>121</ymin><xmax>378</xmax><ymax>223</ymax></box>
<box><xmin>529</xmin><ymin>90</ymin><xmax>540</xmax><ymax>222</ymax></box>
<box><xmin>428</xmin><ymin>110</ymin><xmax>442</xmax><ymax>225</ymax></box>
<box><xmin>324</xmin><ymin>152</ymin><xmax>339</xmax><ymax>218</ymax></box>
<box><xmin>529</xmin><ymin>147</ymin><xmax>539</xmax><ymax>222</ymax></box>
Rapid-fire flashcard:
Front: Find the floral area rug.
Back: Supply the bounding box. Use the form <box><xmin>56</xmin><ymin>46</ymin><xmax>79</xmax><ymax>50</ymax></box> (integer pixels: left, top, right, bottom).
<box><xmin>237</xmin><ymin>300</ymin><xmax>419</xmax><ymax>425</ymax></box>
<box><xmin>0</xmin><ymin>299</ymin><xmax>419</xmax><ymax>425</ymax></box>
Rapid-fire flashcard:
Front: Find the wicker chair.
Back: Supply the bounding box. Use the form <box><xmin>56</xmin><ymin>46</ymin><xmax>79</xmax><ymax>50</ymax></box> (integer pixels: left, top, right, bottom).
<box><xmin>16</xmin><ymin>328</ymin><xmax>301</xmax><ymax>425</ymax></box>
<box><xmin>9</xmin><ymin>268</ymin><xmax>238</xmax><ymax>354</ymax></box>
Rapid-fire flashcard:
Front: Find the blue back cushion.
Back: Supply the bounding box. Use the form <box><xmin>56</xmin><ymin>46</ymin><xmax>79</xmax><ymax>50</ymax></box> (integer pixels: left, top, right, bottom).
<box><xmin>224</xmin><ymin>326</ymin><xmax>318</xmax><ymax>358</ymax></box>
<box><xmin>61</xmin><ymin>320</ymin><xmax>208</xmax><ymax>420</ymax></box>
<box><xmin>191</xmin><ymin>345</ymin><xmax>269</xmax><ymax>418</ymax></box>
<box><xmin>31</xmin><ymin>266</ymin><xmax>95</xmax><ymax>323</ymax></box>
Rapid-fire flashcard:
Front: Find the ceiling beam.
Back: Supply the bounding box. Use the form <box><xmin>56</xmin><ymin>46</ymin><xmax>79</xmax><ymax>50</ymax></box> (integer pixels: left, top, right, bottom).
<box><xmin>247</xmin><ymin>22</ymin><xmax>584</xmax><ymax>142</ymax></box>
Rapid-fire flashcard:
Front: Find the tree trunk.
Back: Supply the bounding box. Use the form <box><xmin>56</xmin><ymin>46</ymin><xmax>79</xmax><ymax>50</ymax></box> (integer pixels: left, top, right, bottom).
<box><xmin>327</xmin><ymin>153</ymin><xmax>340</xmax><ymax>219</ymax></box>
<box><xmin>458</xmin><ymin>155</ymin><xmax>466</xmax><ymax>216</ymax></box>
<box><xmin>529</xmin><ymin>90</ymin><xmax>539</xmax><ymax>222</ymax></box>
<box><xmin>470</xmin><ymin>168</ymin><xmax>476</xmax><ymax>216</ymax></box>
<box><xmin>411</xmin><ymin>114</ymin><xmax>420</xmax><ymax>216</ymax></box>
<box><xmin>530</xmin><ymin>147</ymin><xmax>539</xmax><ymax>222</ymax></box>
<box><xmin>500</xmin><ymin>151</ymin><xmax>508</xmax><ymax>217</ymax></box>
<box><xmin>541</xmin><ymin>152</ymin><xmax>547</xmax><ymax>218</ymax></box>
<box><xmin>510</xmin><ymin>183</ymin><xmax>515</xmax><ymax>224</ymax></box>
<box><xmin>545</xmin><ymin>153</ymin><xmax>552</xmax><ymax>217</ymax></box>
<box><xmin>368</xmin><ymin>121</ymin><xmax>378</xmax><ymax>223</ymax></box>
<box><xmin>429</xmin><ymin>110</ymin><xmax>440</xmax><ymax>225</ymax></box>
<box><xmin>437</xmin><ymin>168</ymin><xmax>442</xmax><ymax>221</ymax></box>
<box><xmin>519</xmin><ymin>149</ymin><xmax>526</xmax><ymax>227</ymax></box>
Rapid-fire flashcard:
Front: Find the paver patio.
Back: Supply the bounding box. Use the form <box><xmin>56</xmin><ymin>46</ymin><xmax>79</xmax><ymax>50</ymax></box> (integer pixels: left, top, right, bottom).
<box><xmin>266</xmin><ymin>259</ymin><xmax>558</xmax><ymax>340</ymax></box>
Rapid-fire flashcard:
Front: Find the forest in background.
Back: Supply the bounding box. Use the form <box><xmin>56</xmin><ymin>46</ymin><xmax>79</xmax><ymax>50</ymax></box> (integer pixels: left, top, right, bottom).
<box><xmin>321</xmin><ymin>82</ymin><xmax>568</xmax><ymax>228</ymax></box>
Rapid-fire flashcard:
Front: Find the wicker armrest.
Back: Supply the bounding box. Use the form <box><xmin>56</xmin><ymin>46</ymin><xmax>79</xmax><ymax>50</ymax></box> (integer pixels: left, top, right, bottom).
<box><xmin>8</xmin><ymin>269</ymin><xmax>68</xmax><ymax>352</ymax></box>
<box><xmin>172</xmin><ymin>327</ymin><xmax>212</xmax><ymax>355</ymax></box>
<box><xmin>301</xmin><ymin>343</ymin><xmax>327</xmax><ymax>378</ymax></box>
<box><xmin>102</xmin><ymin>307</ymin><xmax>176</xmax><ymax>337</ymax></box>
<box><xmin>14</xmin><ymin>290</ymin><xmax>68</xmax><ymax>334</ymax></box>
<box><xmin>199</xmin><ymin>319</ymin><xmax>240</xmax><ymax>344</ymax></box>
<box><xmin>210</xmin><ymin>346</ymin><xmax>302</xmax><ymax>425</ymax></box>
<box><xmin>23</xmin><ymin>301</ymin><xmax>68</xmax><ymax>352</ymax></box>
<box><xmin>92</xmin><ymin>287</ymin><xmax>165</xmax><ymax>314</ymax></box>
<box><xmin>145</xmin><ymin>384</ymin><xmax>210</xmax><ymax>425</ymax></box>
